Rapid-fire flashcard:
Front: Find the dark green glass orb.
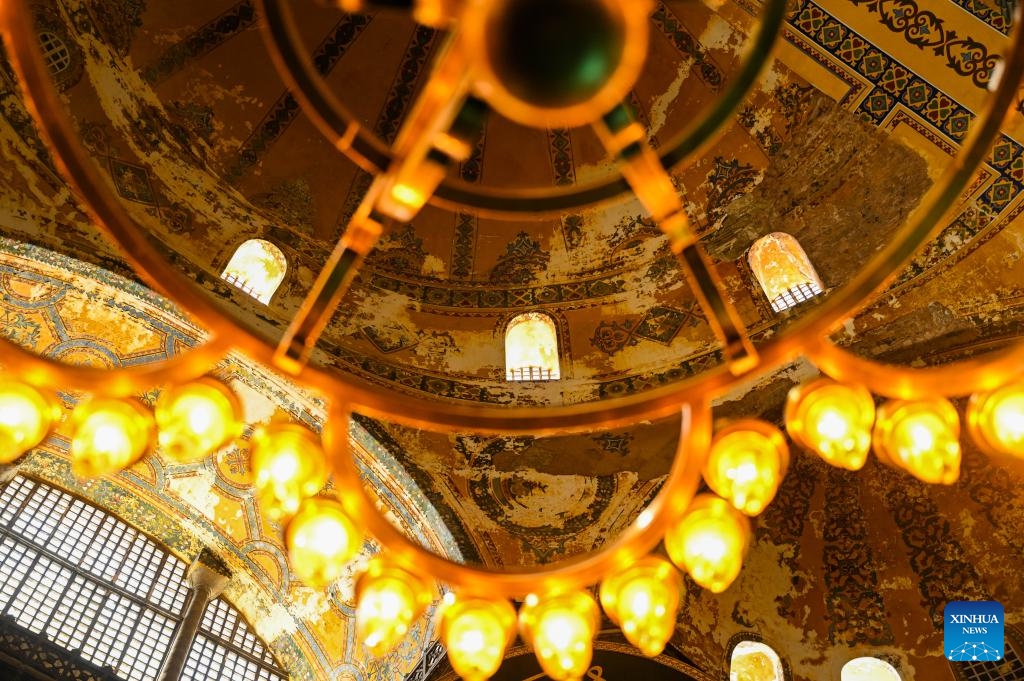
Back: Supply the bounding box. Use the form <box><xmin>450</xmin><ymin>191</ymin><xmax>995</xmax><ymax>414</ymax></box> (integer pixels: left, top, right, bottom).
<box><xmin>485</xmin><ymin>0</ymin><xmax>626</xmax><ymax>109</ymax></box>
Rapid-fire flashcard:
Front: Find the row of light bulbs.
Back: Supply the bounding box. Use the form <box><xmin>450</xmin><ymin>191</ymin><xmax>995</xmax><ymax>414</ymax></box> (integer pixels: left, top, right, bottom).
<box><xmin>0</xmin><ymin>372</ymin><xmax>1022</xmax><ymax>680</ymax></box>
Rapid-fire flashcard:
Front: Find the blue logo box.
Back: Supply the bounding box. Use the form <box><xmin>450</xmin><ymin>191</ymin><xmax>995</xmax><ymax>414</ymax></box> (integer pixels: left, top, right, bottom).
<box><xmin>945</xmin><ymin>601</ymin><xmax>1004</xmax><ymax>661</ymax></box>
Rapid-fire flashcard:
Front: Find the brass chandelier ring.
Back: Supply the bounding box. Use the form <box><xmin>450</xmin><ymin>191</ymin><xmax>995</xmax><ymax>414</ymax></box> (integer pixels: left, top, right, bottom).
<box><xmin>0</xmin><ymin>334</ymin><xmax>232</xmax><ymax>398</ymax></box>
<box><xmin>322</xmin><ymin>400</ymin><xmax>709</xmax><ymax>598</ymax></box>
<box><xmin>807</xmin><ymin>337</ymin><xmax>1024</xmax><ymax>402</ymax></box>
<box><xmin>0</xmin><ymin>1</ymin><xmax>1021</xmax><ymax>439</ymax></box>
<box><xmin>257</xmin><ymin>0</ymin><xmax>790</xmax><ymax>219</ymax></box>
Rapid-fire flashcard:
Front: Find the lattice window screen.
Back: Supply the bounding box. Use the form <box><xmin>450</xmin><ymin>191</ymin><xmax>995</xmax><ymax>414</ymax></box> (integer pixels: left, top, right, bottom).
<box><xmin>0</xmin><ymin>476</ymin><xmax>287</xmax><ymax>681</ymax></box>
<box><xmin>182</xmin><ymin>596</ymin><xmax>284</xmax><ymax>681</ymax></box>
<box><xmin>954</xmin><ymin>629</ymin><xmax>1024</xmax><ymax>681</ymax></box>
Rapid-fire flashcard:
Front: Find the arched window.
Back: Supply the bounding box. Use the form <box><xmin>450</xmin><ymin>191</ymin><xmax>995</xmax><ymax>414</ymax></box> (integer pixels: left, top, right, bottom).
<box><xmin>220</xmin><ymin>239</ymin><xmax>287</xmax><ymax>304</ymax></box>
<box><xmin>505</xmin><ymin>312</ymin><xmax>560</xmax><ymax>381</ymax></box>
<box><xmin>0</xmin><ymin>476</ymin><xmax>285</xmax><ymax>681</ymax></box>
<box><xmin>38</xmin><ymin>32</ymin><xmax>71</xmax><ymax>75</ymax></box>
<box><xmin>730</xmin><ymin>640</ymin><xmax>785</xmax><ymax>681</ymax></box>
<box><xmin>748</xmin><ymin>232</ymin><xmax>824</xmax><ymax>313</ymax></box>
<box><xmin>842</xmin><ymin>657</ymin><xmax>902</xmax><ymax>681</ymax></box>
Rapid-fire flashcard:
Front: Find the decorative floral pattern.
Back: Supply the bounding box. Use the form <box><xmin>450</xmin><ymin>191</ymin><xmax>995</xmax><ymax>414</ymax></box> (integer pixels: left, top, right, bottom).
<box><xmin>823</xmin><ymin>468</ymin><xmax>894</xmax><ymax>646</ymax></box>
<box><xmin>849</xmin><ymin>0</ymin><xmax>999</xmax><ymax>88</ymax></box>
<box><xmin>488</xmin><ymin>232</ymin><xmax>550</xmax><ymax>284</ymax></box>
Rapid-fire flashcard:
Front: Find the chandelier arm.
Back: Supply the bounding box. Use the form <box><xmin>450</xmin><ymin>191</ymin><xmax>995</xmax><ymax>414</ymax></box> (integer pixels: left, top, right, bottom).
<box><xmin>594</xmin><ymin>106</ymin><xmax>757</xmax><ymax>373</ymax></box>
<box><xmin>806</xmin><ymin>337</ymin><xmax>1024</xmax><ymax>400</ymax></box>
<box><xmin>0</xmin><ymin>334</ymin><xmax>230</xmax><ymax>397</ymax></box>
<box><xmin>275</xmin><ymin>34</ymin><xmax>475</xmax><ymax>371</ymax></box>
<box><xmin>257</xmin><ymin>0</ymin><xmax>789</xmax><ymax>219</ymax></box>
<box><xmin>322</xmin><ymin>399</ymin><xmax>709</xmax><ymax>597</ymax></box>
<box><xmin>2</xmin><ymin>0</ymin><xmax>1021</xmax><ymax>435</ymax></box>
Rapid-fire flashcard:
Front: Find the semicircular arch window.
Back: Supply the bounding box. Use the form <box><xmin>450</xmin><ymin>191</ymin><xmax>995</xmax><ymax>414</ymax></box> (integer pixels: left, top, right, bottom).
<box><xmin>748</xmin><ymin>232</ymin><xmax>824</xmax><ymax>313</ymax></box>
<box><xmin>730</xmin><ymin>640</ymin><xmax>785</xmax><ymax>681</ymax></box>
<box><xmin>220</xmin><ymin>239</ymin><xmax>288</xmax><ymax>304</ymax></box>
<box><xmin>505</xmin><ymin>311</ymin><xmax>560</xmax><ymax>381</ymax></box>
<box><xmin>841</xmin><ymin>657</ymin><xmax>902</xmax><ymax>681</ymax></box>
<box><xmin>0</xmin><ymin>475</ymin><xmax>286</xmax><ymax>681</ymax></box>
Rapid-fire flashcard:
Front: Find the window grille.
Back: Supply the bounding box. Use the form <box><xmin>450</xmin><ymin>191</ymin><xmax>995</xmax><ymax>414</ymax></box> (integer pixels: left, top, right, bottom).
<box><xmin>0</xmin><ymin>476</ymin><xmax>287</xmax><ymax>681</ymax></box>
<box><xmin>954</xmin><ymin>634</ymin><xmax>1024</xmax><ymax>681</ymax></box>
<box><xmin>183</xmin><ymin>597</ymin><xmax>283</xmax><ymax>681</ymax></box>
<box><xmin>505</xmin><ymin>312</ymin><xmax>560</xmax><ymax>381</ymax></box>
<box><xmin>507</xmin><ymin>366</ymin><xmax>555</xmax><ymax>381</ymax></box>
<box><xmin>770</xmin><ymin>280</ymin><xmax>823</xmax><ymax>313</ymax></box>
<box><xmin>748</xmin><ymin>232</ymin><xmax>824</xmax><ymax>314</ymax></box>
<box><xmin>38</xmin><ymin>32</ymin><xmax>71</xmax><ymax>75</ymax></box>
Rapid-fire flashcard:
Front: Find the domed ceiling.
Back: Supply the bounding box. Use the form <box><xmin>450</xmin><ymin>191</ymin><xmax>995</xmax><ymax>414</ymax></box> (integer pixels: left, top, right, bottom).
<box><xmin>1</xmin><ymin>0</ymin><xmax>1024</xmax><ymax>680</ymax></box>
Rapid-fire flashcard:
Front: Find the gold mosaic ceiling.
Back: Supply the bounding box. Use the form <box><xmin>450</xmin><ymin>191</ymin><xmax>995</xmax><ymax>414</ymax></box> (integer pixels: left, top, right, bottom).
<box><xmin>2</xmin><ymin>0</ymin><xmax>1024</xmax><ymax>680</ymax></box>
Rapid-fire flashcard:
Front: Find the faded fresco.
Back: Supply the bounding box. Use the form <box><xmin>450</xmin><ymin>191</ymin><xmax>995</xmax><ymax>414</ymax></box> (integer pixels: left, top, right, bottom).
<box><xmin>0</xmin><ymin>0</ymin><xmax>1022</xmax><ymax>680</ymax></box>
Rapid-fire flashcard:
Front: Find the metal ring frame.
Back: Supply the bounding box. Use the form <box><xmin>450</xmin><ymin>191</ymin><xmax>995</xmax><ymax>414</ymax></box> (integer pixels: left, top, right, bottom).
<box><xmin>257</xmin><ymin>0</ymin><xmax>791</xmax><ymax>219</ymax></box>
<box><xmin>322</xmin><ymin>401</ymin><xmax>708</xmax><ymax>596</ymax></box>
<box><xmin>0</xmin><ymin>2</ymin><xmax>1022</xmax><ymax>442</ymax></box>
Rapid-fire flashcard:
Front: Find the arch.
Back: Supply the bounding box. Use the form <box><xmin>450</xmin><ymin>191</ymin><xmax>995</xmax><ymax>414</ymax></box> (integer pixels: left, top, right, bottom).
<box><xmin>841</xmin><ymin>657</ymin><xmax>902</xmax><ymax>681</ymax></box>
<box><xmin>729</xmin><ymin>640</ymin><xmax>785</xmax><ymax>681</ymax></box>
<box><xmin>0</xmin><ymin>475</ymin><xmax>286</xmax><ymax>681</ymax></box>
<box><xmin>505</xmin><ymin>311</ymin><xmax>561</xmax><ymax>381</ymax></box>
<box><xmin>220</xmin><ymin>239</ymin><xmax>287</xmax><ymax>304</ymax></box>
<box><xmin>748</xmin><ymin>232</ymin><xmax>824</xmax><ymax>313</ymax></box>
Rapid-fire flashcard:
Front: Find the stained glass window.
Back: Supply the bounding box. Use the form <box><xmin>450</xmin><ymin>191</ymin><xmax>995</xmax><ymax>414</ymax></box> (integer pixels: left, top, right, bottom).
<box><xmin>220</xmin><ymin>239</ymin><xmax>288</xmax><ymax>304</ymax></box>
<box><xmin>505</xmin><ymin>312</ymin><xmax>560</xmax><ymax>381</ymax></box>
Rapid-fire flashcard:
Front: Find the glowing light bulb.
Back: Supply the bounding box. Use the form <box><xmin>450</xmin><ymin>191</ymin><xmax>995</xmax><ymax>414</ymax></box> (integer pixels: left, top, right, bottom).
<box><xmin>440</xmin><ymin>595</ymin><xmax>516</xmax><ymax>681</ymax></box>
<box><xmin>703</xmin><ymin>420</ymin><xmax>788</xmax><ymax>516</ymax></box>
<box><xmin>518</xmin><ymin>590</ymin><xmax>599</xmax><ymax>681</ymax></box>
<box><xmin>285</xmin><ymin>497</ymin><xmax>362</xmax><ymax>588</ymax></box>
<box><xmin>967</xmin><ymin>382</ymin><xmax>1024</xmax><ymax>458</ymax></box>
<box><xmin>873</xmin><ymin>398</ymin><xmax>961</xmax><ymax>484</ymax></box>
<box><xmin>786</xmin><ymin>379</ymin><xmax>875</xmax><ymax>470</ymax></box>
<box><xmin>69</xmin><ymin>398</ymin><xmax>154</xmax><ymax>478</ymax></box>
<box><xmin>155</xmin><ymin>378</ymin><xmax>242</xmax><ymax>463</ymax></box>
<box><xmin>249</xmin><ymin>423</ymin><xmax>328</xmax><ymax>521</ymax></box>
<box><xmin>355</xmin><ymin>558</ymin><xmax>433</xmax><ymax>657</ymax></box>
<box><xmin>664</xmin><ymin>494</ymin><xmax>750</xmax><ymax>593</ymax></box>
<box><xmin>599</xmin><ymin>556</ymin><xmax>682</xmax><ymax>657</ymax></box>
<box><xmin>0</xmin><ymin>381</ymin><xmax>62</xmax><ymax>463</ymax></box>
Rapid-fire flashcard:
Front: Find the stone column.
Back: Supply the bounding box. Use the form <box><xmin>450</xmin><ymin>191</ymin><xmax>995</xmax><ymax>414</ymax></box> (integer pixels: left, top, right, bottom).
<box><xmin>157</xmin><ymin>551</ymin><xmax>231</xmax><ymax>681</ymax></box>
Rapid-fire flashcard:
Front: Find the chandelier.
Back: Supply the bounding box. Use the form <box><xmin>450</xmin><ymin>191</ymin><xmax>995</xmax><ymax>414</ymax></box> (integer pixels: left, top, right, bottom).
<box><xmin>1</xmin><ymin>1</ymin><xmax>1023</xmax><ymax>679</ymax></box>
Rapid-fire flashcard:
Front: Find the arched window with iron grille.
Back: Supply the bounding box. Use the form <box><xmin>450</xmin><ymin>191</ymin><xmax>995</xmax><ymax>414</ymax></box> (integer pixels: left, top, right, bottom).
<box><xmin>505</xmin><ymin>312</ymin><xmax>560</xmax><ymax>381</ymax></box>
<box><xmin>748</xmin><ymin>232</ymin><xmax>824</xmax><ymax>313</ymax></box>
<box><xmin>220</xmin><ymin>239</ymin><xmax>288</xmax><ymax>305</ymax></box>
